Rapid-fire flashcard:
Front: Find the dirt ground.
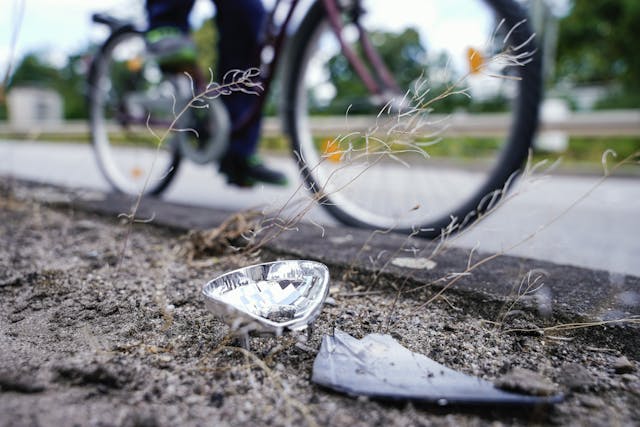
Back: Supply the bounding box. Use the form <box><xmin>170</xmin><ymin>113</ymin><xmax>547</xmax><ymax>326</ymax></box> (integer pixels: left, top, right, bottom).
<box><xmin>1</xmin><ymin>179</ymin><xmax>639</xmax><ymax>427</ymax></box>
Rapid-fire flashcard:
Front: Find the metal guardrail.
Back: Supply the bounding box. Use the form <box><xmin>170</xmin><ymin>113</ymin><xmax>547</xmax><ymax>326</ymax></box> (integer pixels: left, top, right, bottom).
<box><xmin>1</xmin><ymin>110</ymin><xmax>639</xmax><ymax>138</ymax></box>
<box><xmin>262</xmin><ymin>110</ymin><xmax>640</xmax><ymax>137</ymax></box>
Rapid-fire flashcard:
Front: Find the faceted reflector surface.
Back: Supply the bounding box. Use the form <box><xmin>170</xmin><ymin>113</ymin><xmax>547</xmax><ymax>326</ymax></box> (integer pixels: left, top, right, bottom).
<box><xmin>202</xmin><ymin>260</ymin><xmax>330</xmax><ymax>333</ymax></box>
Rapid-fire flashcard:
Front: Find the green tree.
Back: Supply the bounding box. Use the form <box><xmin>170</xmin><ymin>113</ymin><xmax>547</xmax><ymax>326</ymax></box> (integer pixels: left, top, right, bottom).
<box><xmin>8</xmin><ymin>53</ymin><xmax>60</xmax><ymax>87</ymax></box>
<box><xmin>320</xmin><ymin>28</ymin><xmax>474</xmax><ymax>115</ymax></box>
<box><xmin>56</xmin><ymin>54</ymin><xmax>90</xmax><ymax>119</ymax></box>
<box><xmin>192</xmin><ymin>18</ymin><xmax>218</xmax><ymax>79</ymax></box>
<box><xmin>325</xmin><ymin>28</ymin><xmax>429</xmax><ymax>114</ymax></box>
<box><xmin>9</xmin><ymin>52</ymin><xmax>89</xmax><ymax>119</ymax></box>
<box><xmin>556</xmin><ymin>0</ymin><xmax>640</xmax><ymax>107</ymax></box>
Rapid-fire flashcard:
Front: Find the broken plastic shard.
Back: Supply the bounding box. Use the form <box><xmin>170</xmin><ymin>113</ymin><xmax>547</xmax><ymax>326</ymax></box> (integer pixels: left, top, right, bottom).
<box><xmin>312</xmin><ymin>330</ymin><xmax>563</xmax><ymax>406</ymax></box>
<box><xmin>202</xmin><ymin>260</ymin><xmax>330</xmax><ymax>334</ymax></box>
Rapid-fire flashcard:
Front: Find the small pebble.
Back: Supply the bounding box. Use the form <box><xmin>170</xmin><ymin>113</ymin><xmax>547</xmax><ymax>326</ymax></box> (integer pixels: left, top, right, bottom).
<box><xmin>185</xmin><ymin>395</ymin><xmax>202</xmax><ymax>405</ymax></box>
<box><xmin>294</xmin><ymin>342</ymin><xmax>315</xmax><ymax>353</ymax></box>
<box><xmin>613</xmin><ymin>356</ymin><xmax>634</xmax><ymax>374</ymax></box>
<box><xmin>578</xmin><ymin>394</ymin><xmax>605</xmax><ymax>409</ymax></box>
<box><xmin>557</xmin><ymin>363</ymin><xmax>596</xmax><ymax>391</ymax></box>
<box><xmin>495</xmin><ymin>367</ymin><xmax>558</xmax><ymax>396</ymax></box>
<box><xmin>158</xmin><ymin>354</ymin><xmax>173</xmax><ymax>363</ymax></box>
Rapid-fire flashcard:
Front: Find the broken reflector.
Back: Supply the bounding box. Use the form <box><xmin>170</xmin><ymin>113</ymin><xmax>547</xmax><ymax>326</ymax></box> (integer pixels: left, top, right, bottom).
<box><xmin>312</xmin><ymin>330</ymin><xmax>563</xmax><ymax>407</ymax></box>
<box><xmin>202</xmin><ymin>260</ymin><xmax>330</xmax><ymax>334</ymax></box>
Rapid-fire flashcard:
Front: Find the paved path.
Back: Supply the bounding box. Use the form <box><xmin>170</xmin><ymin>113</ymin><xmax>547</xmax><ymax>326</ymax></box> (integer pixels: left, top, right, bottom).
<box><xmin>1</xmin><ymin>140</ymin><xmax>638</xmax><ymax>276</ymax></box>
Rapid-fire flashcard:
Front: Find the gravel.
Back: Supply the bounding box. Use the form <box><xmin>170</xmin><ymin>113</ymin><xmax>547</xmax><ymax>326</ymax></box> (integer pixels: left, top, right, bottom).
<box><xmin>1</xmin><ymin>178</ymin><xmax>639</xmax><ymax>426</ymax></box>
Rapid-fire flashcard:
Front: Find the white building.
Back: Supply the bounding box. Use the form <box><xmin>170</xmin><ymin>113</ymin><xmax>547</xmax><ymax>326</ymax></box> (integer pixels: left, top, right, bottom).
<box><xmin>7</xmin><ymin>86</ymin><xmax>63</xmax><ymax>132</ymax></box>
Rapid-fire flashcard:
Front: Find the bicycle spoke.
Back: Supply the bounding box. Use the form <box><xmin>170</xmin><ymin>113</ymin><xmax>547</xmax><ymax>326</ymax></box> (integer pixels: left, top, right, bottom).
<box><xmin>89</xmin><ymin>30</ymin><xmax>181</xmax><ymax>195</ymax></box>
<box><xmin>284</xmin><ymin>0</ymin><xmax>540</xmax><ymax>235</ymax></box>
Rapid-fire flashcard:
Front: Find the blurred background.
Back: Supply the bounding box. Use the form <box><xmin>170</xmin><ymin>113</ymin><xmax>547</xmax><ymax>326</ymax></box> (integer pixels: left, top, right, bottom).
<box><xmin>1</xmin><ymin>0</ymin><xmax>638</xmax><ymax>276</ymax></box>
<box><xmin>1</xmin><ymin>0</ymin><xmax>638</xmax><ymax>165</ymax></box>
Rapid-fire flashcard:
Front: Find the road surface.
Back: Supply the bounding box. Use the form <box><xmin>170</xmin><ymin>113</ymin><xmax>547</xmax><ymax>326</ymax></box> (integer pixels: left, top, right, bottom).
<box><xmin>1</xmin><ymin>139</ymin><xmax>638</xmax><ymax>277</ymax></box>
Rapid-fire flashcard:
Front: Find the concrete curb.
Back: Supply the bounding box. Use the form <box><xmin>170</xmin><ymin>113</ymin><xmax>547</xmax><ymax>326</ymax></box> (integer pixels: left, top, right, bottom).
<box><xmin>12</xmin><ymin>177</ymin><xmax>639</xmax><ymax>357</ymax></box>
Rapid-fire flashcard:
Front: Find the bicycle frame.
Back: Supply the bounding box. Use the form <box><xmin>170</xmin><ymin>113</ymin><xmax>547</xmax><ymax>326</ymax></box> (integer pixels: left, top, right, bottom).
<box><xmin>92</xmin><ymin>1</ymin><xmax>399</xmax><ymax>142</ymax></box>
<box><xmin>231</xmin><ymin>0</ymin><xmax>399</xmax><ymax>138</ymax></box>
<box><xmin>91</xmin><ymin>0</ymin><xmax>543</xmax><ymax>234</ymax></box>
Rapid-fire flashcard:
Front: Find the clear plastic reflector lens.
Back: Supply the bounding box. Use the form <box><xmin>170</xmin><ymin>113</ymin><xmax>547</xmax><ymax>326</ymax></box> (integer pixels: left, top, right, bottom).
<box><xmin>202</xmin><ymin>260</ymin><xmax>330</xmax><ymax>333</ymax></box>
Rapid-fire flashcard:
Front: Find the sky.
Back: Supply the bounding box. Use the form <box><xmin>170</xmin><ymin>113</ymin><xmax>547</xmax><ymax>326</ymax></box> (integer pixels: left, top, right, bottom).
<box><xmin>1</xmin><ymin>0</ymin><xmax>568</xmax><ymax>82</ymax></box>
<box><xmin>0</xmin><ymin>0</ymin><xmax>215</xmax><ymax>78</ymax></box>
<box><xmin>1</xmin><ymin>0</ymin><xmax>486</xmax><ymax>73</ymax></box>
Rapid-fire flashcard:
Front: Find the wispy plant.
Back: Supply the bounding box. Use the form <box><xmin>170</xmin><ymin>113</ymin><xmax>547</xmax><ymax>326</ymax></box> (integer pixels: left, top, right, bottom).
<box><xmin>119</xmin><ymin>18</ymin><xmax>640</xmax><ymax>341</ymax></box>
<box><xmin>116</xmin><ymin>67</ymin><xmax>263</xmax><ymax>270</ymax></box>
<box><xmin>380</xmin><ymin>149</ymin><xmax>640</xmax><ymax>330</ymax></box>
<box><xmin>0</xmin><ymin>0</ymin><xmax>26</xmax><ymax>106</ymax></box>
<box><xmin>497</xmin><ymin>268</ymin><xmax>548</xmax><ymax>325</ymax></box>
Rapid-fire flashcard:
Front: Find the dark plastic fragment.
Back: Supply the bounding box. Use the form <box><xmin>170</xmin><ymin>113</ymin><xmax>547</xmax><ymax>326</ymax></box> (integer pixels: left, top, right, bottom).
<box><xmin>312</xmin><ymin>329</ymin><xmax>563</xmax><ymax>407</ymax></box>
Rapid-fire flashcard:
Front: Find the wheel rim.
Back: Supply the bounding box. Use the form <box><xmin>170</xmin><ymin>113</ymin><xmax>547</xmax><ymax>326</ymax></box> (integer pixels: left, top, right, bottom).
<box><xmin>291</xmin><ymin>0</ymin><xmax>536</xmax><ymax>233</ymax></box>
<box><xmin>91</xmin><ymin>31</ymin><xmax>181</xmax><ymax>195</ymax></box>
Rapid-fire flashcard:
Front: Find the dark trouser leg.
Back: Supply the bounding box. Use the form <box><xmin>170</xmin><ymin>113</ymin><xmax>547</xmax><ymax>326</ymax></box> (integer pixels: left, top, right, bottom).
<box><xmin>145</xmin><ymin>0</ymin><xmax>195</xmax><ymax>33</ymax></box>
<box><xmin>214</xmin><ymin>0</ymin><xmax>266</xmax><ymax>157</ymax></box>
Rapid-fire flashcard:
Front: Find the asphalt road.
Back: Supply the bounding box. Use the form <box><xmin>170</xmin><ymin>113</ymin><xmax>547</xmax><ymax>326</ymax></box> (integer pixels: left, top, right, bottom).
<box><xmin>1</xmin><ymin>139</ymin><xmax>638</xmax><ymax>277</ymax></box>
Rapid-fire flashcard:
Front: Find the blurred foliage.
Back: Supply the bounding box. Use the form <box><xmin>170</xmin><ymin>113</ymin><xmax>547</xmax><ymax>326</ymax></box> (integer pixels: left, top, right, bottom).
<box><xmin>559</xmin><ymin>136</ymin><xmax>640</xmax><ymax>163</ymax></box>
<box><xmin>318</xmin><ymin>28</ymin><xmax>509</xmax><ymax>115</ymax></box>
<box><xmin>319</xmin><ymin>28</ymin><xmax>469</xmax><ymax>114</ymax></box>
<box><xmin>193</xmin><ymin>18</ymin><xmax>218</xmax><ymax>79</ymax></box>
<box><xmin>594</xmin><ymin>90</ymin><xmax>640</xmax><ymax>110</ymax></box>
<box><xmin>9</xmin><ymin>54</ymin><xmax>59</xmax><ymax>85</ymax></box>
<box><xmin>556</xmin><ymin>0</ymin><xmax>640</xmax><ymax>107</ymax></box>
<box><xmin>5</xmin><ymin>2</ymin><xmax>639</xmax><ymax>121</ymax></box>
<box><xmin>0</xmin><ymin>104</ymin><xmax>6</xmax><ymax>120</ymax></box>
<box><xmin>8</xmin><ymin>52</ymin><xmax>89</xmax><ymax>119</ymax></box>
<box><xmin>262</xmin><ymin>133</ymin><xmax>640</xmax><ymax>173</ymax></box>
<box><xmin>327</xmin><ymin>28</ymin><xmax>427</xmax><ymax>110</ymax></box>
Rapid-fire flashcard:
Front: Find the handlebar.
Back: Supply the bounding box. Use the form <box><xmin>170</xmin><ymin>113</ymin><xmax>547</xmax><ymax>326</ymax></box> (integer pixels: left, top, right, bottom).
<box><xmin>91</xmin><ymin>13</ymin><xmax>135</xmax><ymax>32</ymax></box>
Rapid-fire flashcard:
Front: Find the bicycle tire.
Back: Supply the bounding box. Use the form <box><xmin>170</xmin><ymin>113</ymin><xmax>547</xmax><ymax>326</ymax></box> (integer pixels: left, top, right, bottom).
<box><xmin>283</xmin><ymin>0</ymin><xmax>542</xmax><ymax>237</ymax></box>
<box><xmin>88</xmin><ymin>27</ymin><xmax>182</xmax><ymax>196</ymax></box>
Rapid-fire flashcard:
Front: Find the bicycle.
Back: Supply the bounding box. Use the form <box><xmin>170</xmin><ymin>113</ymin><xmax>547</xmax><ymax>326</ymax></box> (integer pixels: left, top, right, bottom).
<box><xmin>88</xmin><ymin>0</ymin><xmax>541</xmax><ymax>238</ymax></box>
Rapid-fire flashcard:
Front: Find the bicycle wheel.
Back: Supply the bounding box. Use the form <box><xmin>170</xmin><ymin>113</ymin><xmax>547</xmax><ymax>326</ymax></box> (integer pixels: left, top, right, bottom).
<box><xmin>88</xmin><ymin>27</ymin><xmax>182</xmax><ymax>196</ymax></box>
<box><xmin>283</xmin><ymin>0</ymin><xmax>541</xmax><ymax>237</ymax></box>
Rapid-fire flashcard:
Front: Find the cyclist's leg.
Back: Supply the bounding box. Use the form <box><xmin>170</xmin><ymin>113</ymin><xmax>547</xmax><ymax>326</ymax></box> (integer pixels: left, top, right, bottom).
<box><xmin>215</xmin><ymin>0</ymin><xmax>264</xmax><ymax>158</ymax></box>
<box><xmin>145</xmin><ymin>0</ymin><xmax>197</xmax><ymax>69</ymax></box>
<box><xmin>214</xmin><ymin>0</ymin><xmax>287</xmax><ymax>186</ymax></box>
<box><xmin>146</xmin><ymin>0</ymin><xmax>195</xmax><ymax>32</ymax></box>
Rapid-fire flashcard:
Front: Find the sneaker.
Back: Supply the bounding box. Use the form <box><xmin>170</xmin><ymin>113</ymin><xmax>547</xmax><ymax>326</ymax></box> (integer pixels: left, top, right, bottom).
<box><xmin>145</xmin><ymin>26</ymin><xmax>197</xmax><ymax>71</ymax></box>
<box><xmin>219</xmin><ymin>153</ymin><xmax>288</xmax><ymax>187</ymax></box>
